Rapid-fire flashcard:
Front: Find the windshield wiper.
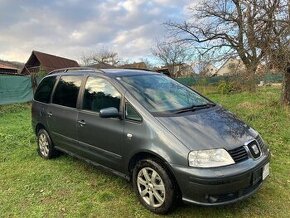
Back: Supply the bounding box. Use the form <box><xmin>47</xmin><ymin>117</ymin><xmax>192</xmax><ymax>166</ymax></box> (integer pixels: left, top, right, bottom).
<box><xmin>173</xmin><ymin>103</ymin><xmax>216</xmax><ymax>114</ymax></box>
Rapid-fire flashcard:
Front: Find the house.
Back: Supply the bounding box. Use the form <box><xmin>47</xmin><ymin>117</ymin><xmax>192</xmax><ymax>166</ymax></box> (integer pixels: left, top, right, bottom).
<box><xmin>200</xmin><ymin>64</ymin><xmax>218</xmax><ymax>77</ymax></box>
<box><xmin>119</xmin><ymin>62</ymin><xmax>148</xmax><ymax>70</ymax></box>
<box><xmin>20</xmin><ymin>50</ymin><xmax>79</xmax><ymax>75</ymax></box>
<box><xmin>88</xmin><ymin>62</ymin><xmax>115</xmax><ymax>69</ymax></box>
<box><xmin>156</xmin><ymin>63</ymin><xmax>195</xmax><ymax>78</ymax></box>
<box><xmin>155</xmin><ymin>67</ymin><xmax>171</xmax><ymax>77</ymax></box>
<box><xmin>0</xmin><ymin>62</ymin><xmax>19</xmax><ymax>75</ymax></box>
<box><xmin>215</xmin><ymin>58</ymin><xmax>245</xmax><ymax>76</ymax></box>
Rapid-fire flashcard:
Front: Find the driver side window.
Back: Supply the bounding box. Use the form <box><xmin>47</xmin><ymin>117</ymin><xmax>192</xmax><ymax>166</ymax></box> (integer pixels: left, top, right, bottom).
<box><xmin>82</xmin><ymin>77</ymin><xmax>121</xmax><ymax>112</ymax></box>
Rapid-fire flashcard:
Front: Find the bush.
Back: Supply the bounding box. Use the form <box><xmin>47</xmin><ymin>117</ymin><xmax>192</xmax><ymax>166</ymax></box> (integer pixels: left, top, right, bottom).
<box><xmin>217</xmin><ymin>80</ymin><xmax>233</xmax><ymax>94</ymax></box>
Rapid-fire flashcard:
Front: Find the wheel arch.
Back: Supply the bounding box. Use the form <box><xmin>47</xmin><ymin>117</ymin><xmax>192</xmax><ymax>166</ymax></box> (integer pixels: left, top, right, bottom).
<box><xmin>35</xmin><ymin>123</ymin><xmax>47</xmax><ymax>134</ymax></box>
<box><xmin>128</xmin><ymin>150</ymin><xmax>181</xmax><ymax>196</ymax></box>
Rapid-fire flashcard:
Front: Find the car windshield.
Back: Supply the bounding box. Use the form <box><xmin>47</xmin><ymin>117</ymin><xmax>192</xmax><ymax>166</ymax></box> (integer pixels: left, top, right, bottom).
<box><xmin>118</xmin><ymin>74</ymin><xmax>211</xmax><ymax>114</ymax></box>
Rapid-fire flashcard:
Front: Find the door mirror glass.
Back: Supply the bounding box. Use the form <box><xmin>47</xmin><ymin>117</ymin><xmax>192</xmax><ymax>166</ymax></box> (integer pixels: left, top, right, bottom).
<box><xmin>99</xmin><ymin>107</ymin><xmax>120</xmax><ymax>118</ymax></box>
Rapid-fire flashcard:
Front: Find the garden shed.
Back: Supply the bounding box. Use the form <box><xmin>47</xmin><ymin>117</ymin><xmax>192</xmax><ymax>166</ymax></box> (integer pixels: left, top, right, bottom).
<box><xmin>20</xmin><ymin>50</ymin><xmax>79</xmax><ymax>75</ymax></box>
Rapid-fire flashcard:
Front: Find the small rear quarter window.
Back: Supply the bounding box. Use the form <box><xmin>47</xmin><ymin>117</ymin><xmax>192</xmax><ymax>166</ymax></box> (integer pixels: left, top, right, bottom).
<box><xmin>34</xmin><ymin>76</ymin><xmax>56</xmax><ymax>103</ymax></box>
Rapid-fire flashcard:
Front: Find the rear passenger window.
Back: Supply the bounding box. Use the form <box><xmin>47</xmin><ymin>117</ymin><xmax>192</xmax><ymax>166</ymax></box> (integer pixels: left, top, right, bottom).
<box><xmin>83</xmin><ymin>77</ymin><xmax>121</xmax><ymax>112</ymax></box>
<box><xmin>52</xmin><ymin>76</ymin><xmax>82</xmax><ymax>108</ymax></box>
<box><xmin>34</xmin><ymin>76</ymin><xmax>56</xmax><ymax>103</ymax></box>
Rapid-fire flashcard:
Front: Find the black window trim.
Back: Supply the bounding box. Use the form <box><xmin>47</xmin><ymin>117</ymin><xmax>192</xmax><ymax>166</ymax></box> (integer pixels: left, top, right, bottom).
<box><xmin>79</xmin><ymin>75</ymin><xmax>124</xmax><ymax>118</ymax></box>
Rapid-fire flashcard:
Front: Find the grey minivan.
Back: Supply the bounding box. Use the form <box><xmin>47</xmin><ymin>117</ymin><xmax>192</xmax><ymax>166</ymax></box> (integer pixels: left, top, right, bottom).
<box><xmin>32</xmin><ymin>68</ymin><xmax>270</xmax><ymax>214</ymax></box>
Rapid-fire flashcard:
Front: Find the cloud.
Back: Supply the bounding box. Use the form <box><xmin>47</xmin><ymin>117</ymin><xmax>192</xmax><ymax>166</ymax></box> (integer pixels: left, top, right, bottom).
<box><xmin>0</xmin><ymin>0</ymin><xmax>190</xmax><ymax>63</ymax></box>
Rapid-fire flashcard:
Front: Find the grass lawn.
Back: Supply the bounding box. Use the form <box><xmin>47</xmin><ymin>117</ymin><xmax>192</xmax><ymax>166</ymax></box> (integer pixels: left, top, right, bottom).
<box><xmin>0</xmin><ymin>87</ymin><xmax>289</xmax><ymax>217</ymax></box>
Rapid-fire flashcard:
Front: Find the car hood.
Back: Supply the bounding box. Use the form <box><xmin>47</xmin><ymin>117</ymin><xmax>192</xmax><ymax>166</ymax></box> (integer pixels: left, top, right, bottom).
<box><xmin>155</xmin><ymin>106</ymin><xmax>257</xmax><ymax>151</ymax></box>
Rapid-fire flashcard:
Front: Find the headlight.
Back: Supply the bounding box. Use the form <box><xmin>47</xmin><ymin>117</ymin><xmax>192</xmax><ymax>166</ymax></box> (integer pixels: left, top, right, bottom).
<box><xmin>188</xmin><ymin>149</ymin><xmax>235</xmax><ymax>168</ymax></box>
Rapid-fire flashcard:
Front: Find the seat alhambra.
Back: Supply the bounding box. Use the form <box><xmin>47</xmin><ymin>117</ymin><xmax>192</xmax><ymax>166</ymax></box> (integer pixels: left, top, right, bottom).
<box><xmin>32</xmin><ymin>68</ymin><xmax>270</xmax><ymax>214</ymax></box>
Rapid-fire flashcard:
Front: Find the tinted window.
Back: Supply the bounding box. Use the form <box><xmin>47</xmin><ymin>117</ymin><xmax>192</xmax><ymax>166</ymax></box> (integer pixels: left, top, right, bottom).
<box><xmin>83</xmin><ymin>77</ymin><xmax>121</xmax><ymax>112</ymax></box>
<box><xmin>52</xmin><ymin>76</ymin><xmax>82</xmax><ymax>108</ymax></box>
<box><xmin>34</xmin><ymin>76</ymin><xmax>56</xmax><ymax>103</ymax></box>
<box><xmin>126</xmin><ymin>103</ymin><xmax>142</xmax><ymax>122</ymax></box>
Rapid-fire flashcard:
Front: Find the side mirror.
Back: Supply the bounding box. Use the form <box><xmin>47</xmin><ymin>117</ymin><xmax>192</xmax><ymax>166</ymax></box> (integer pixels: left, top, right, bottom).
<box><xmin>99</xmin><ymin>107</ymin><xmax>120</xmax><ymax>118</ymax></box>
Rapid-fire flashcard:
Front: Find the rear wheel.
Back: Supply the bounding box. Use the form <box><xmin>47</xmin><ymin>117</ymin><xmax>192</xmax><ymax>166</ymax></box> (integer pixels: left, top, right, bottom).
<box><xmin>37</xmin><ymin>129</ymin><xmax>57</xmax><ymax>159</ymax></box>
<box><xmin>133</xmin><ymin>159</ymin><xmax>175</xmax><ymax>214</ymax></box>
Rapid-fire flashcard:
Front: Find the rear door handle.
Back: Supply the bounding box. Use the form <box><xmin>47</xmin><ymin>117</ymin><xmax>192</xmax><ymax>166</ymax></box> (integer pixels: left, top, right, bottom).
<box><xmin>77</xmin><ymin>120</ymin><xmax>86</xmax><ymax>127</ymax></box>
<box><xmin>47</xmin><ymin>112</ymin><xmax>52</xmax><ymax>117</ymax></box>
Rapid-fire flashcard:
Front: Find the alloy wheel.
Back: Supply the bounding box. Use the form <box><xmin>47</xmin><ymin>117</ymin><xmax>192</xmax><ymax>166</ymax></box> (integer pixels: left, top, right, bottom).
<box><xmin>38</xmin><ymin>133</ymin><xmax>49</xmax><ymax>157</ymax></box>
<box><xmin>137</xmin><ymin>167</ymin><xmax>166</xmax><ymax>207</ymax></box>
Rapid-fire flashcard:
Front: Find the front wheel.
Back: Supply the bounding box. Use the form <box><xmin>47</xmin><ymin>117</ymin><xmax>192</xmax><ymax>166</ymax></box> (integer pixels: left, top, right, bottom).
<box><xmin>132</xmin><ymin>159</ymin><xmax>176</xmax><ymax>214</ymax></box>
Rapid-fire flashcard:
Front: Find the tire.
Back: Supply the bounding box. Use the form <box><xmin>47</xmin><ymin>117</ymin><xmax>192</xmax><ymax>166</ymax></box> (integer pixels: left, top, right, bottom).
<box><xmin>37</xmin><ymin>129</ymin><xmax>57</xmax><ymax>159</ymax></box>
<box><xmin>132</xmin><ymin>159</ymin><xmax>176</xmax><ymax>214</ymax></box>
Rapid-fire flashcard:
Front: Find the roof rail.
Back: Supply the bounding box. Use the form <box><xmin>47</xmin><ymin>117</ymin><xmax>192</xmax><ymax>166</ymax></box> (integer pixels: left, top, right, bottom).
<box><xmin>48</xmin><ymin>67</ymin><xmax>102</xmax><ymax>75</ymax></box>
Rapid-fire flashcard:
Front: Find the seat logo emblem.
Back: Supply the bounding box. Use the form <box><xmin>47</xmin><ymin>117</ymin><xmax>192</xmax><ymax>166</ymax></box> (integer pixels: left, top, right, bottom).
<box><xmin>251</xmin><ymin>144</ymin><xmax>259</xmax><ymax>155</ymax></box>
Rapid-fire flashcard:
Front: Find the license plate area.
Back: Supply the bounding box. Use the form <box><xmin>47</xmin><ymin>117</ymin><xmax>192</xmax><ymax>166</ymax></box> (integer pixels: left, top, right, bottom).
<box><xmin>262</xmin><ymin>163</ymin><xmax>270</xmax><ymax>180</ymax></box>
<box><xmin>252</xmin><ymin>168</ymin><xmax>262</xmax><ymax>186</ymax></box>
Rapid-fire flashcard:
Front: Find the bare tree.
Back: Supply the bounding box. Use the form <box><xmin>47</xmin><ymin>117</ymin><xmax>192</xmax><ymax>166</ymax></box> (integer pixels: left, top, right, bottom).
<box><xmin>81</xmin><ymin>47</ymin><xmax>120</xmax><ymax>66</ymax></box>
<box><xmin>166</xmin><ymin>0</ymin><xmax>289</xmax><ymax>92</ymax></box>
<box><xmin>152</xmin><ymin>40</ymin><xmax>189</xmax><ymax>76</ymax></box>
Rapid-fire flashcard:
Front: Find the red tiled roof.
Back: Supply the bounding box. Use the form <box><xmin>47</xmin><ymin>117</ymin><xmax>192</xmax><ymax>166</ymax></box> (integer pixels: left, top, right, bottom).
<box><xmin>21</xmin><ymin>50</ymin><xmax>79</xmax><ymax>74</ymax></box>
<box><xmin>33</xmin><ymin>51</ymin><xmax>79</xmax><ymax>71</ymax></box>
<box><xmin>0</xmin><ymin>63</ymin><xmax>18</xmax><ymax>70</ymax></box>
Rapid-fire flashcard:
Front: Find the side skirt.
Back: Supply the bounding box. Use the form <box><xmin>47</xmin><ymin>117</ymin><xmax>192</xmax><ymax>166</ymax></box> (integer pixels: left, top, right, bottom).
<box><xmin>55</xmin><ymin>146</ymin><xmax>130</xmax><ymax>181</ymax></box>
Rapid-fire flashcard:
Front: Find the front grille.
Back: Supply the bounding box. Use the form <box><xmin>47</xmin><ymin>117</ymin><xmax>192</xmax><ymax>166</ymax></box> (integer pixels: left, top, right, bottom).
<box><xmin>228</xmin><ymin>146</ymin><xmax>248</xmax><ymax>163</ymax></box>
<box><xmin>256</xmin><ymin>135</ymin><xmax>265</xmax><ymax>149</ymax></box>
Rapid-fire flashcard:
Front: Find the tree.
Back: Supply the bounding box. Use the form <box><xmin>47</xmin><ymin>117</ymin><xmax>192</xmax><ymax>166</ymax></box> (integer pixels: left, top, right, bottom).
<box><xmin>283</xmin><ymin>65</ymin><xmax>290</xmax><ymax>105</ymax></box>
<box><xmin>151</xmin><ymin>40</ymin><xmax>189</xmax><ymax>77</ymax></box>
<box><xmin>166</xmin><ymin>0</ymin><xmax>289</xmax><ymax>92</ymax></box>
<box><xmin>81</xmin><ymin>47</ymin><xmax>120</xmax><ymax>66</ymax></box>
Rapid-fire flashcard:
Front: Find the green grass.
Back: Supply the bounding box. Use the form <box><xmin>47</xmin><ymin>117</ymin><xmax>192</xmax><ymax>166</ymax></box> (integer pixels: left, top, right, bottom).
<box><xmin>0</xmin><ymin>87</ymin><xmax>289</xmax><ymax>217</ymax></box>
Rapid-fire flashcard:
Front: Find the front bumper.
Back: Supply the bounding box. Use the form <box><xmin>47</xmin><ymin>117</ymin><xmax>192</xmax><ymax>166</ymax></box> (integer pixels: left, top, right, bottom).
<box><xmin>172</xmin><ymin>150</ymin><xmax>270</xmax><ymax>206</ymax></box>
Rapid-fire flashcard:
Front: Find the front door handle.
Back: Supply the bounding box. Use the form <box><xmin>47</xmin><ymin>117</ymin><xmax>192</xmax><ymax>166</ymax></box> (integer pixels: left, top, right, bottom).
<box><xmin>77</xmin><ymin>120</ymin><xmax>86</xmax><ymax>127</ymax></box>
<box><xmin>47</xmin><ymin>112</ymin><xmax>52</xmax><ymax>117</ymax></box>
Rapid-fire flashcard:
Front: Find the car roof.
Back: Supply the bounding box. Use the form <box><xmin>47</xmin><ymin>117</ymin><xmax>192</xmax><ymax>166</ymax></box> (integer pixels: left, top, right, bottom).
<box><xmin>48</xmin><ymin>67</ymin><xmax>159</xmax><ymax>77</ymax></box>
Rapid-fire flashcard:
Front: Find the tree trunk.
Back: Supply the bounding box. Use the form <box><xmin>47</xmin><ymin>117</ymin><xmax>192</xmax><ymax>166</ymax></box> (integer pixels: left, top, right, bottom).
<box><xmin>282</xmin><ymin>66</ymin><xmax>290</xmax><ymax>106</ymax></box>
<box><xmin>244</xmin><ymin>65</ymin><xmax>257</xmax><ymax>92</ymax></box>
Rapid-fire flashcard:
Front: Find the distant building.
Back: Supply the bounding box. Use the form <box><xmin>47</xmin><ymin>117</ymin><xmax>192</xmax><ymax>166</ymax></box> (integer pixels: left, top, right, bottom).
<box><xmin>200</xmin><ymin>64</ymin><xmax>218</xmax><ymax>77</ymax></box>
<box><xmin>215</xmin><ymin>58</ymin><xmax>245</xmax><ymax>76</ymax></box>
<box><xmin>155</xmin><ymin>67</ymin><xmax>171</xmax><ymax>77</ymax></box>
<box><xmin>20</xmin><ymin>50</ymin><xmax>79</xmax><ymax>75</ymax></box>
<box><xmin>156</xmin><ymin>63</ymin><xmax>195</xmax><ymax>78</ymax></box>
<box><xmin>119</xmin><ymin>62</ymin><xmax>148</xmax><ymax>70</ymax></box>
<box><xmin>214</xmin><ymin>58</ymin><xmax>271</xmax><ymax>76</ymax></box>
<box><xmin>88</xmin><ymin>62</ymin><xmax>115</xmax><ymax>69</ymax></box>
<box><xmin>0</xmin><ymin>62</ymin><xmax>19</xmax><ymax>75</ymax></box>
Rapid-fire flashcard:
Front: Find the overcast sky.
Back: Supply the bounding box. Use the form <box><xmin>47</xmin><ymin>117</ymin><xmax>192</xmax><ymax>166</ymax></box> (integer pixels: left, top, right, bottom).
<box><xmin>0</xmin><ymin>0</ymin><xmax>191</xmax><ymax>63</ymax></box>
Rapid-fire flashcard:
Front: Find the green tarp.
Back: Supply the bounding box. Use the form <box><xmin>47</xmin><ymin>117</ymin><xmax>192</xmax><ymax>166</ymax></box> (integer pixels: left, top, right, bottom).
<box><xmin>0</xmin><ymin>75</ymin><xmax>33</xmax><ymax>105</ymax></box>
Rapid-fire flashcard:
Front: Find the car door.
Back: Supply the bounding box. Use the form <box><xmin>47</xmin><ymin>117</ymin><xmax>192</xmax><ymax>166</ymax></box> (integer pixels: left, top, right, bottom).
<box><xmin>32</xmin><ymin>75</ymin><xmax>57</xmax><ymax>132</ymax></box>
<box><xmin>77</xmin><ymin>76</ymin><xmax>124</xmax><ymax>170</ymax></box>
<box><xmin>46</xmin><ymin>75</ymin><xmax>83</xmax><ymax>153</ymax></box>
